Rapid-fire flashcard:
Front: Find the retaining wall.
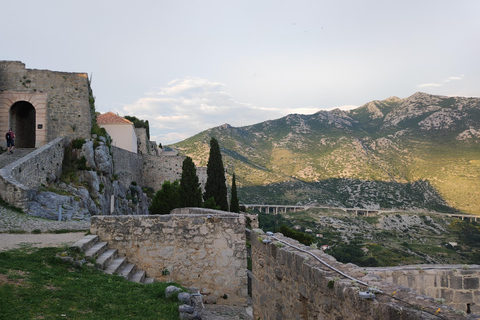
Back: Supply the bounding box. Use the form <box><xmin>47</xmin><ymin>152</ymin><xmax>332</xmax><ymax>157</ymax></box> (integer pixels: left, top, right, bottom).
<box><xmin>90</xmin><ymin>208</ymin><xmax>248</xmax><ymax>306</ymax></box>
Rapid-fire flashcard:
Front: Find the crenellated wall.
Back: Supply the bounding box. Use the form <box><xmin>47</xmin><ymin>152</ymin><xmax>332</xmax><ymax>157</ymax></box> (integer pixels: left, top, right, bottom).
<box><xmin>90</xmin><ymin>208</ymin><xmax>248</xmax><ymax>306</ymax></box>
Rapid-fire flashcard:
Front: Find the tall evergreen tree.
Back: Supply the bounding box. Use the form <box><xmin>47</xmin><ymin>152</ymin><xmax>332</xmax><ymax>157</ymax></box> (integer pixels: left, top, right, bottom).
<box><xmin>179</xmin><ymin>156</ymin><xmax>203</xmax><ymax>208</ymax></box>
<box><xmin>204</xmin><ymin>137</ymin><xmax>229</xmax><ymax>211</ymax></box>
<box><xmin>230</xmin><ymin>173</ymin><xmax>240</xmax><ymax>213</ymax></box>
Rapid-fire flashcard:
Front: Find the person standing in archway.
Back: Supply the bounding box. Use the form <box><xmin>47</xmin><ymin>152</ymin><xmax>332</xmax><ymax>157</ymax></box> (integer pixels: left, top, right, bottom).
<box><xmin>5</xmin><ymin>129</ymin><xmax>15</xmax><ymax>154</ymax></box>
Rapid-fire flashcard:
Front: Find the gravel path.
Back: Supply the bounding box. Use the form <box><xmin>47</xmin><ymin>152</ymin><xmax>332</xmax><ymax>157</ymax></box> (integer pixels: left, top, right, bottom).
<box><xmin>0</xmin><ymin>205</ymin><xmax>89</xmax><ymax>251</ymax></box>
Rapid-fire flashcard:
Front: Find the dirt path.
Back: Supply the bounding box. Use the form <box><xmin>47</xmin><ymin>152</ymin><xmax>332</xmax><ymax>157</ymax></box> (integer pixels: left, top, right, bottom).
<box><xmin>0</xmin><ymin>232</ymin><xmax>86</xmax><ymax>251</ymax></box>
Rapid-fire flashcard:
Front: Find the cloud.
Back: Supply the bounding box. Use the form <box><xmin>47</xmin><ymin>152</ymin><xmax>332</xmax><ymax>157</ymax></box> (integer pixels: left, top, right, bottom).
<box><xmin>418</xmin><ymin>75</ymin><xmax>464</xmax><ymax>88</ymax></box>
<box><xmin>418</xmin><ymin>83</ymin><xmax>443</xmax><ymax>88</ymax></box>
<box><xmin>122</xmin><ymin>77</ymin><xmax>318</xmax><ymax>144</ymax></box>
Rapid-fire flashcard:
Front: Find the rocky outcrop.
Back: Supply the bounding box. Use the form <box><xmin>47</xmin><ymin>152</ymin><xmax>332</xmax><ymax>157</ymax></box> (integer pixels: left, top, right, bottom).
<box><xmin>26</xmin><ymin>137</ymin><xmax>149</xmax><ymax>221</ymax></box>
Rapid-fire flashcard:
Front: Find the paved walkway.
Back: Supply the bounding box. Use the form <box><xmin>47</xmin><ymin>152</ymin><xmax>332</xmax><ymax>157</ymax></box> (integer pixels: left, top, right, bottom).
<box><xmin>0</xmin><ymin>148</ymin><xmax>35</xmax><ymax>169</ymax></box>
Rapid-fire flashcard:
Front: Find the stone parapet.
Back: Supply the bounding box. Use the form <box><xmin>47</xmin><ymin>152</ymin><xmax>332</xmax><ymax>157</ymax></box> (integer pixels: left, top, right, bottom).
<box><xmin>368</xmin><ymin>265</ymin><xmax>480</xmax><ymax>314</ymax></box>
<box><xmin>90</xmin><ymin>210</ymin><xmax>248</xmax><ymax>306</ymax></box>
<box><xmin>250</xmin><ymin>230</ymin><xmax>474</xmax><ymax>319</ymax></box>
<box><xmin>0</xmin><ymin>137</ymin><xmax>67</xmax><ymax>209</ymax></box>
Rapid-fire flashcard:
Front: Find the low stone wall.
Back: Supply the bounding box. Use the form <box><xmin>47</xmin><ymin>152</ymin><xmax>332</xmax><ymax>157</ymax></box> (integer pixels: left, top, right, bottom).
<box><xmin>250</xmin><ymin>230</ymin><xmax>472</xmax><ymax>319</ymax></box>
<box><xmin>0</xmin><ymin>137</ymin><xmax>66</xmax><ymax>209</ymax></box>
<box><xmin>90</xmin><ymin>208</ymin><xmax>248</xmax><ymax>306</ymax></box>
<box><xmin>368</xmin><ymin>265</ymin><xmax>480</xmax><ymax>314</ymax></box>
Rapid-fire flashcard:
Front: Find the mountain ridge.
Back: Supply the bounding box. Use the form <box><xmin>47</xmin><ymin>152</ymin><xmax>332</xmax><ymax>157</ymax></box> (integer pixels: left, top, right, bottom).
<box><xmin>169</xmin><ymin>92</ymin><xmax>480</xmax><ymax>214</ymax></box>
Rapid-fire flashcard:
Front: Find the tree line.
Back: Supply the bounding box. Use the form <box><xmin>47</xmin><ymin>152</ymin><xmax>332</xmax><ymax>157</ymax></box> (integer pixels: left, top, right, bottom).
<box><xmin>149</xmin><ymin>137</ymin><xmax>240</xmax><ymax>214</ymax></box>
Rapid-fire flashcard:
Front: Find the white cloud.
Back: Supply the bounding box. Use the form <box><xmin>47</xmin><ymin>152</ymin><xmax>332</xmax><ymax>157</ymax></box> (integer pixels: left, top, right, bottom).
<box><xmin>444</xmin><ymin>76</ymin><xmax>463</xmax><ymax>82</ymax></box>
<box><xmin>121</xmin><ymin>77</ymin><xmax>319</xmax><ymax>145</ymax></box>
<box><xmin>418</xmin><ymin>83</ymin><xmax>443</xmax><ymax>88</ymax></box>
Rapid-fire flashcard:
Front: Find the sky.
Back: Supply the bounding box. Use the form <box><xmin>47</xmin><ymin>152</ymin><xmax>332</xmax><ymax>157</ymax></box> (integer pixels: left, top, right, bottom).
<box><xmin>1</xmin><ymin>0</ymin><xmax>479</xmax><ymax>144</ymax></box>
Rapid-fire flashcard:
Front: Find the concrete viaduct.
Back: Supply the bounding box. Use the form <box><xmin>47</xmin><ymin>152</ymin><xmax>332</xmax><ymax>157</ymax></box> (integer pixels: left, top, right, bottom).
<box><xmin>242</xmin><ymin>204</ymin><xmax>480</xmax><ymax>221</ymax></box>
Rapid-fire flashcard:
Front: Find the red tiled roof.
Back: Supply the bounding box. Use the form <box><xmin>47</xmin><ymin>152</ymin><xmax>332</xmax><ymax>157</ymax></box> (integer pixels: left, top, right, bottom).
<box><xmin>97</xmin><ymin>112</ymin><xmax>133</xmax><ymax>125</ymax></box>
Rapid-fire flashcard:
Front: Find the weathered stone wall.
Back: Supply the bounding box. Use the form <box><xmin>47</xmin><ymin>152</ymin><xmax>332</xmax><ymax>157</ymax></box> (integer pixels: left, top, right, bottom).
<box><xmin>90</xmin><ymin>208</ymin><xmax>248</xmax><ymax>306</ymax></box>
<box><xmin>0</xmin><ymin>61</ymin><xmax>92</xmax><ymax>145</ymax></box>
<box><xmin>250</xmin><ymin>230</ymin><xmax>471</xmax><ymax>319</ymax></box>
<box><xmin>111</xmin><ymin>146</ymin><xmax>144</xmax><ymax>187</ymax></box>
<box><xmin>0</xmin><ymin>137</ymin><xmax>67</xmax><ymax>209</ymax></box>
<box><xmin>368</xmin><ymin>265</ymin><xmax>480</xmax><ymax>314</ymax></box>
<box><xmin>142</xmin><ymin>153</ymin><xmax>185</xmax><ymax>191</ymax></box>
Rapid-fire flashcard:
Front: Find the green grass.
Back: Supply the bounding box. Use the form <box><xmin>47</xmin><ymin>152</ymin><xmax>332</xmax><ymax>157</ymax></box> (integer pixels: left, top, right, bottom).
<box><xmin>0</xmin><ymin>247</ymin><xmax>182</xmax><ymax>319</ymax></box>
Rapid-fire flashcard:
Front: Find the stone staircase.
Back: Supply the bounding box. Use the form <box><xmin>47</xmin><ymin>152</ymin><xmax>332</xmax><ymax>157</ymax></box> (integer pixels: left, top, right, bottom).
<box><xmin>72</xmin><ymin>235</ymin><xmax>155</xmax><ymax>284</ymax></box>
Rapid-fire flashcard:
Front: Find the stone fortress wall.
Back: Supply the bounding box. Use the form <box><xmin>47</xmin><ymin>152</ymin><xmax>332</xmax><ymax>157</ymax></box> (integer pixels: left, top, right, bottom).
<box><xmin>369</xmin><ymin>265</ymin><xmax>480</xmax><ymax>314</ymax></box>
<box><xmin>90</xmin><ymin>208</ymin><xmax>248</xmax><ymax>306</ymax></box>
<box><xmin>250</xmin><ymin>229</ymin><xmax>476</xmax><ymax>320</ymax></box>
<box><xmin>0</xmin><ymin>61</ymin><xmax>92</xmax><ymax>147</ymax></box>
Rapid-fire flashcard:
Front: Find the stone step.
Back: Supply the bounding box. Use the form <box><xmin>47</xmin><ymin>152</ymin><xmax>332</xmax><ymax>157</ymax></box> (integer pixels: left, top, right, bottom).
<box><xmin>96</xmin><ymin>249</ymin><xmax>117</xmax><ymax>270</ymax></box>
<box><xmin>105</xmin><ymin>257</ymin><xmax>127</xmax><ymax>275</ymax></box>
<box><xmin>143</xmin><ymin>277</ymin><xmax>155</xmax><ymax>284</ymax></box>
<box><xmin>121</xmin><ymin>263</ymin><xmax>136</xmax><ymax>280</ymax></box>
<box><xmin>71</xmin><ymin>235</ymin><xmax>98</xmax><ymax>252</ymax></box>
<box><xmin>85</xmin><ymin>242</ymin><xmax>108</xmax><ymax>259</ymax></box>
<box><xmin>130</xmin><ymin>270</ymin><xmax>146</xmax><ymax>283</ymax></box>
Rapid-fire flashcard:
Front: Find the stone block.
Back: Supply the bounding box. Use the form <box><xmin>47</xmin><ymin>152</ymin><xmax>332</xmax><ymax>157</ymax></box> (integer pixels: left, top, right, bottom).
<box><xmin>449</xmin><ymin>276</ymin><xmax>463</xmax><ymax>290</ymax></box>
<box><xmin>464</xmin><ymin>277</ymin><xmax>479</xmax><ymax>290</ymax></box>
<box><xmin>454</xmin><ymin>291</ymin><xmax>473</xmax><ymax>304</ymax></box>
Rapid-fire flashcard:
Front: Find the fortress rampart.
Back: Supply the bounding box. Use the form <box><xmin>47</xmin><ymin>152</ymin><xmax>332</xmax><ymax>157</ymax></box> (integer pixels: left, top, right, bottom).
<box><xmin>250</xmin><ymin>229</ymin><xmax>475</xmax><ymax>319</ymax></box>
<box><xmin>90</xmin><ymin>208</ymin><xmax>248</xmax><ymax>306</ymax></box>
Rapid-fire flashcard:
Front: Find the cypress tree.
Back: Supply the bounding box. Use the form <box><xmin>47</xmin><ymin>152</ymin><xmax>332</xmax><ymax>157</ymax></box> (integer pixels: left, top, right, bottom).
<box><xmin>230</xmin><ymin>173</ymin><xmax>240</xmax><ymax>213</ymax></box>
<box><xmin>179</xmin><ymin>156</ymin><xmax>203</xmax><ymax>208</ymax></box>
<box><xmin>204</xmin><ymin>137</ymin><xmax>229</xmax><ymax>211</ymax></box>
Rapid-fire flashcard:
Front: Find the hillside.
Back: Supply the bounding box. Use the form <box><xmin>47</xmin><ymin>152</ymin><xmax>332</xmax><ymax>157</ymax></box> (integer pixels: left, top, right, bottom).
<box><xmin>170</xmin><ymin>92</ymin><xmax>480</xmax><ymax>214</ymax></box>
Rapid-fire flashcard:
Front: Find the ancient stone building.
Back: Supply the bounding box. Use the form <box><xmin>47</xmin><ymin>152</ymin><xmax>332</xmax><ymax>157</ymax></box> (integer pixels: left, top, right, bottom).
<box><xmin>0</xmin><ymin>61</ymin><xmax>92</xmax><ymax>149</ymax></box>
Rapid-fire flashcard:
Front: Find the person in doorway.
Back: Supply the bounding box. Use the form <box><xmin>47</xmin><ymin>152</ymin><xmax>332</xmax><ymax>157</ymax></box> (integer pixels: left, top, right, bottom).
<box><xmin>5</xmin><ymin>129</ymin><xmax>15</xmax><ymax>154</ymax></box>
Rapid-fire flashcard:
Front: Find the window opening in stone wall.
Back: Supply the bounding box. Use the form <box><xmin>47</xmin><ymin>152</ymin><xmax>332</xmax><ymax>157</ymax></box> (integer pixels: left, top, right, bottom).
<box><xmin>10</xmin><ymin>101</ymin><xmax>36</xmax><ymax>148</ymax></box>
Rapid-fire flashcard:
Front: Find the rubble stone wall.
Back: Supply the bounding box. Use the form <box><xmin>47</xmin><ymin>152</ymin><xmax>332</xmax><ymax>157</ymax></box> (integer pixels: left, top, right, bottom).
<box><xmin>90</xmin><ymin>208</ymin><xmax>248</xmax><ymax>306</ymax></box>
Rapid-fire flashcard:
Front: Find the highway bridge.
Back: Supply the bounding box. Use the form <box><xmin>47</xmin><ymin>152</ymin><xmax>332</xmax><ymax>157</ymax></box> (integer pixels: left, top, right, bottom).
<box><xmin>242</xmin><ymin>204</ymin><xmax>480</xmax><ymax>221</ymax></box>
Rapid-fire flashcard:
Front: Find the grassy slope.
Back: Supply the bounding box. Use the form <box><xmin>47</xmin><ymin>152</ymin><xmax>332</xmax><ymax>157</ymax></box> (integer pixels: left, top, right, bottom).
<box><xmin>0</xmin><ymin>246</ymin><xmax>181</xmax><ymax>320</ymax></box>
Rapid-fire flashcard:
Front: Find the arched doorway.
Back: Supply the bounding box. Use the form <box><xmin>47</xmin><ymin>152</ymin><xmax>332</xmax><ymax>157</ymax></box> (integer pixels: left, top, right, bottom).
<box><xmin>10</xmin><ymin>101</ymin><xmax>36</xmax><ymax>148</ymax></box>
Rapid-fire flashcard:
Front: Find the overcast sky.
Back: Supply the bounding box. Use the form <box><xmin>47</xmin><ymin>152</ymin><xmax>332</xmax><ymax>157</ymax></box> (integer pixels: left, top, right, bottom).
<box><xmin>2</xmin><ymin>0</ymin><xmax>479</xmax><ymax>144</ymax></box>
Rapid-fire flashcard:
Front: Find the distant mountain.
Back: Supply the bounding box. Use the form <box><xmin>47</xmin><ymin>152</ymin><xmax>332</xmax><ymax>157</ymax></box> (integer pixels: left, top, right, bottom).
<box><xmin>169</xmin><ymin>93</ymin><xmax>480</xmax><ymax>214</ymax></box>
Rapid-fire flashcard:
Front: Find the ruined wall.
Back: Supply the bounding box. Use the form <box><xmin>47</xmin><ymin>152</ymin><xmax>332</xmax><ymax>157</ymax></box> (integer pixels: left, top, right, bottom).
<box><xmin>0</xmin><ymin>137</ymin><xmax>67</xmax><ymax>209</ymax></box>
<box><xmin>0</xmin><ymin>61</ymin><xmax>92</xmax><ymax>145</ymax></box>
<box><xmin>368</xmin><ymin>266</ymin><xmax>480</xmax><ymax>314</ymax></box>
<box><xmin>111</xmin><ymin>146</ymin><xmax>144</xmax><ymax>187</ymax></box>
<box><xmin>251</xmin><ymin>230</ymin><xmax>470</xmax><ymax>320</ymax></box>
<box><xmin>90</xmin><ymin>208</ymin><xmax>248</xmax><ymax>306</ymax></box>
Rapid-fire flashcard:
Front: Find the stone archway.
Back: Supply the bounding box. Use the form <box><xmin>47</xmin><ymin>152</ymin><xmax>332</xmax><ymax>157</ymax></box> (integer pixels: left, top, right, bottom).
<box><xmin>0</xmin><ymin>92</ymin><xmax>47</xmax><ymax>148</ymax></box>
<box><xmin>10</xmin><ymin>101</ymin><xmax>36</xmax><ymax>148</ymax></box>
